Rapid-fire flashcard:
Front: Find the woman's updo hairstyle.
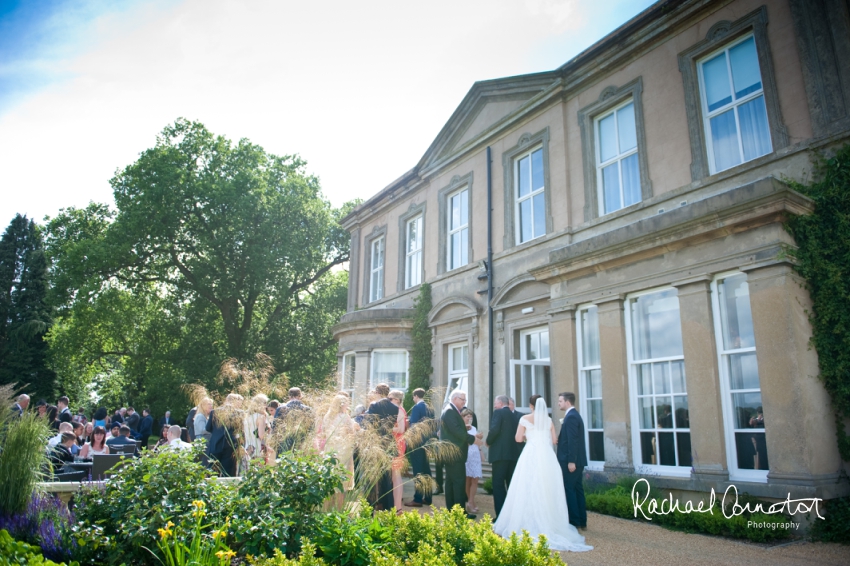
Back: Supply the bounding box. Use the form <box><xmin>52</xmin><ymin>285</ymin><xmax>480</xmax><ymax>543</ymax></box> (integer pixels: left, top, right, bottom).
<box><xmin>529</xmin><ymin>394</ymin><xmax>542</xmax><ymax>407</ymax></box>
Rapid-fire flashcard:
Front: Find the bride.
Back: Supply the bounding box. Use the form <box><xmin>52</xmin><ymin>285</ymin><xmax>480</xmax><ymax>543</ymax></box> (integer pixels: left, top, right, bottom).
<box><xmin>492</xmin><ymin>395</ymin><xmax>592</xmax><ymax>552</ymax></box>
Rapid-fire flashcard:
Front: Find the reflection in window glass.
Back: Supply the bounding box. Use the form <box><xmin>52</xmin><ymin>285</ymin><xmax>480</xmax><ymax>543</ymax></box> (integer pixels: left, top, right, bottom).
<box><xmin>578</xmin><ymin>306</ymin><xmax>604</xmax><ymax>463</ymax></box>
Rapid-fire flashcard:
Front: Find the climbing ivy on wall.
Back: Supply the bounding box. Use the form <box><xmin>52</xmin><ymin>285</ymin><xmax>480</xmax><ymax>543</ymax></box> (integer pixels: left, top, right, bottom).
<box><xmin>405</xmin><ymin>282</ymin><xmax>433</xmax><ymax>411</ymax></box>
<box><xmin>786</xmin><ymin>144</ymin><xmax>850</xmax><ymax>460</ymax></box>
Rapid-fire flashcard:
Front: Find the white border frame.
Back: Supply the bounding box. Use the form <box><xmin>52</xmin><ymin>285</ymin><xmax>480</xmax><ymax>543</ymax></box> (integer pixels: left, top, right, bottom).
<box><xmin>514</xmin><ymin>145</ymin><xmax>546</xmax><ymax>245</ymax></box>
<box><xmin>594</xmin><ymin>98</ymin><xmax>640</xmax><ymax>215</ymax></box>
<box><xmin>710</xmin><ymin>271</ymin><xmax>769</xmax><ymax>483</ymax></box>
<box><xmin>446</xmin><ymin>187</ymin><xmax>470</xmax><ymax>272</ymax></box>
<box><xmin>341</xmin><ymin>351</ymin><xmax>356</xmax><ymax>397</ymax></box>
<box><xmin>369</xmin><ymin>236</ymin><xmax>385</xmax><ymax>303</ymax></box>
<box><xmin>576</xmin><ymin>303</ymin><xmax>605</xmax><ymax>470</ymax></box>
<box><xmin>624</xmin><ymin>286</ymin><xmax>692</xmax><ymax>478</ymax></box>
<box><xmin>404</xmin><ymin>215</ymin><xmax>423</xmax><ymax>289</ymax></box>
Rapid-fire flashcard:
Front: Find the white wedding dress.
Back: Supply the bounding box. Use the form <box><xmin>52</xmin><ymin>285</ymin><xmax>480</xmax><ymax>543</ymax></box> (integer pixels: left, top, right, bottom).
<box><xmin>492</xmin><ymin>398</ymin><xmax>592</xmax><ymax>552</ymax></box>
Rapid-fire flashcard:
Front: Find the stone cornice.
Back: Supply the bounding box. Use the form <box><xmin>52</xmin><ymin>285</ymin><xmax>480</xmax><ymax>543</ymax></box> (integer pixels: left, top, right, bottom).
<box><xmin>332</xmin><ymin>308</ymin><xmax>415</xmax><ymax>339</ymax></box>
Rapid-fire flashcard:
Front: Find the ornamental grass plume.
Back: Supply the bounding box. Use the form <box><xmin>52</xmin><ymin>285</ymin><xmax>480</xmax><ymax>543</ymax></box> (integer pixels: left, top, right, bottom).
<box><xmin>0</xmin><ymin>385</ymin><xmax>51</xmax><ymax>515</ymax></box>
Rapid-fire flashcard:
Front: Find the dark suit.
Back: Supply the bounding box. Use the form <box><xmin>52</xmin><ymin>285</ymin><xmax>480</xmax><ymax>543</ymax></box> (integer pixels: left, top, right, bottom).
<box><xmin>185</xmin><ymin>408</ymin><xmax>197</xmax><ymax>441</ymax></box>
<box><xmin>125</xmin><ymin>412</ymin><xmax>140</xmax><ymax>432</ymax></box>
<box><xmin>557</xmin><ymin>407</ymin><xmax>588</xmax><ymax>528</ymax></box>
<box><xmin>365</xmin><ymin>398</ymin><xmax>400</xmax><ymax>510</ymax></box>
<box><xmin>106</xmin><ymin>435</ymin><xmax>139</xmax><ymax>455</ymax></box>
<box><xmin>408</xmin><ymin>400</ymin><xmax>434</xmax><ymax>504</ymax></box>
<box><xmin>11</xmin><ymin>403</ymin><xmax>24</xmax><ymax>418</ymax></box>
<box><xmin>440</xmin><ymin>403</ymin><xmax>474</xmax><ymax>513</ymax></box>
<box><xmin>139</xmin><ymin>415</ymin><xmax>153</xmax><ymax>449</ymax></box>
<box><xmin>206</xmin><ymin>408</ymin><xmax>242</xmax><ymax>477</ymax></box>
<box><xmin>486</xmin><ymin>406</ymin><xmax>519</xmax><ymax>517</ymax></box>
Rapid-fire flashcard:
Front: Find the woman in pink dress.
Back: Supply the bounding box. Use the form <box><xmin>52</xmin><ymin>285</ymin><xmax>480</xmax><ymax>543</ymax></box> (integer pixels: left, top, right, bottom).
<box><xmin>388</xmin><ymin>390</ymin><xmax>407</xmax><ymax>513</ymax></box>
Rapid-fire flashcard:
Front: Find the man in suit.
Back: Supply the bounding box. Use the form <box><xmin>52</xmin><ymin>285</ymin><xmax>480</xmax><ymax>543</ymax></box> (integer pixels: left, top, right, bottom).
<box><xmin>206</xmin><ymin>394</ymin><xmax>244</xmax><ymax>477</ymax></box>
<box><xmin>557</xmin><ymin>392</ymin><xmax>587</xmax><ymax>530</ymax></box>
<box><xmin>159</xmin><ymin>410</ymin><xmax>172</xmax><ymax>428</ymax></box>
<box><xmin>138</xmin><ymin>408</ymin><xmax>154</xmax><ymax>449</ymax></box>
<box><xmin>106</xmin><ymin>425</ymin><xmax>139</xmax><ymax>456</ymax></box>
<box><xmin>365</xmin><ymin>383</ymin><xmax>399</xmax><ymax>510</ymax></box>
<box><xmin>486</xmin><ymin>395</ymin><xmax>519</xmax><ymax>518</ymax></box>
<box><xmin>440</xmin><ymin>389</ymin><xmax>480</xmax><ymax>519</ymax></box>
<box><xmin>11</xmin><ymin>394</ymin><xmax>29</xmax><ymax>417</ymax></box>
<box><xmin>404</xmin><ymin>388</ymin><xmax>434</xmax><ymax>507</ymax></box>
<box><xmin>508</xmin><ymin>397</ymin><xmax>524</xmax><ymax>456</ymax></box>
<box><xmin>124</xmin><ymin>406</ymin><xmax>141</xmax><ymax>434</ymax></box>
<box><xmin>274</xmin><ymin>387</ymin><xmax>312</xmax><ymax>452</ymax></box>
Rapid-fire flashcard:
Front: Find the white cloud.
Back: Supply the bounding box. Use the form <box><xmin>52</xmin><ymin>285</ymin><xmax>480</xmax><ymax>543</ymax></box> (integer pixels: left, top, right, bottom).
<box><xmin>0</xmin><ymin>0</ymin><xmax>648</xmax><ymax>224</ymax></box>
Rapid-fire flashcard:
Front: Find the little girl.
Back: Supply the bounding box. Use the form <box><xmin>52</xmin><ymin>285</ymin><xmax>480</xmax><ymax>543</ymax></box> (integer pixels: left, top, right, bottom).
<box><xmin>462</xmin><ymin>409</ymin><xmax>482</xmax><ymax>514</ymax></box>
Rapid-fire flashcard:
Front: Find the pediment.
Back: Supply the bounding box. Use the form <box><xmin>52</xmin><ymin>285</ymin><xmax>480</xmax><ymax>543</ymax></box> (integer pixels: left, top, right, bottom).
<box><xmin>429</xmin><ymin>296</ymin><xmax>480</xmax><ymax>325</ymax></box>
<box><xmin>420</xmin><ymin>74</ymin><xmax>559</xmax><ymax>170</ymax></box>
<box><xmin>493</xmin><ymin>274</ymin><xmax>550</xmax><ymax>308</ymax></box>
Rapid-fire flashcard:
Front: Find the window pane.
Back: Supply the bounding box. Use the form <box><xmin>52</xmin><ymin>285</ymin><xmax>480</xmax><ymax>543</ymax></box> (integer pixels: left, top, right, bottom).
<box><xmin>674</xmin><ymin>396</ymin><xmax>689</xmax><ymax>428</ymax></box>
<box><xmin>450</xmin><ymin>194</ymin><xmax>461</xmax><ymax>230</ymax></box>
<box><xmin>656</xmin><ymin>397</ymin><xmax>673</xmax><ymax>428</ymax></box>
<box><xmin>602</xmin><ymin>162</ymin><xmax>621</xmax><ymax>214</ymax></box>
<box><xmin>729</xmin><ymin>37</ymin><xmax>762</xmax><ymax>99</ymax></box>
<box><xmin>460</xmin><ymin>189</ymin><xmax>468</xmax><ymax>227</ymax></box>
<box><xmin>586</xmin><ymin>369</ymin><xmax>602</xmax><ymax>398</ymax></box>
<box><xmin>451</xmin><ymin>232</ymin><xmax>461</xmax><ymax>270</ymax></box>
<box><xmin>374</xmin><ymin>351</ymin><xmax>407</xmax><ymax>389</ymax></box>
<box><xmin>540</xmin><ymin>330</ymin><xmax>549</xmax><ymax>359</ymax></box>
<box><xmin>598</xmin><ymin>113</ymin><xmax>617</xmax><ymax>162</ymax></box>
<box><xmin>738</xmin><ymin>95</ymin><xmax>771</xmax><ymax>162</ymax></box>
<box><xmin>459</xmin><ymin>227</ymin><xmax>468</xmax><ymax>266</ymax></box>
<box><xmin>525</xmin><ymin>333</ymin><xmax>538</xmax><ymax>360</ymax></box>
<box><xmin>589</xmin><ymin>399</ymin><xmax>603</xmax><ymax>429</ymax></box>
<box><xmin>710</xmin><ymin>109</ymin><xmax>742</xmax><ymax>172</ymax></box>
<box><xmin>532</xmin><ymin>149</ymin><xmax>544</xmax><ymax>192</ymax></box>
<box><xmin>658</xmin><ymin>431</ymin><xmax>676</xmax><ymax>465</ymax></box>
<box><xmin>639</xmin><ymin>397</ymin><xmax>655</xmax><ymax>428</ymax></box>
<box><xmin>731</xmin><ymin>392</ymin><xmax>763</xmax><ymax>429</ymax></box>
<box><xmin>520</xmin><ymin>199</ymin><xmax>532</xmax><ymax>243</ymax></box>
<box><xmin>621</xmin><ymin>153</ymin><xmax>641</xmax><ymax>207</ymax></box>
<box><xmin>719</xmin><ymin>274</ymin><xmax>756</xmax><ymax>350</ymax></box>
<box><xmin>703</xmin><ymin>52</ymin><xmax>732</xmax><ymax>112</ymax></box>
<box><xmin>671</xmin><ymin>360</ymin><xmax>686</xmax><ymax>394</ymax></box>
<box><xmin>728</xmin><ymin>353</ymin><xmax>760</xmax><ymax>391</ymax></box>
<box><xmin>518</xmin><ymin>155</ymin><xmax>530</xmax><ymax>197</ymax></box>
<box><xmin>676</xmin><ymin>432</ymin><xmax>692</xmax><ymax>466</ymax></box>
<box><xmin>533</xmin><ymin>193</ymin><xmax>545</xmax><ymax>238</ymax></box>
<box><xmin>617</xmin><ymin>102</ymin><xmax>637</xmax><ymax>152</ymax></box>
<box><xmin>581</xmin><ymin>307</ymin><xmax>600</xmax><ymax>367</ymax></box>
<box><xmin>735</xmin><ymin>432</ymin><xmax>769</xmax><ymax>470</ymax></box>
<box><xmin>637</xmin><ymin>363</ymin><xmax>652</xmax><ymax>395</ymax></box>
<box><xmin>640</xmin><ymin>432</ymin><xmax>656</xmax><ymax>464</ymax></box>
<box><xmin>653</xmin><ymin>362</ymin><xmax>670</xmax><ymax>395</ymax></box>
<box><xmin>588</xmin><ymin>431</ymin><xmax>605</xmax><ymax>461</ymax></box>
<box><xmin>630</xmin><ymin>289</ymin><xmax>684</xmax><ymax>360</ymax></box>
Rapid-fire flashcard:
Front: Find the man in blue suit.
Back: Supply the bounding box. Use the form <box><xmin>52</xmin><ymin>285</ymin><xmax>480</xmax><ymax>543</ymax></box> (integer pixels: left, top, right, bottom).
<box><xmin>404</xmin><ymin>388</ymin><xmax>434</xmax><ymax>507</ymax></box>
<box><xmin>557</xmin><ymin>392</ymin><xmax>587</xmax><ymax>530</ymax></box>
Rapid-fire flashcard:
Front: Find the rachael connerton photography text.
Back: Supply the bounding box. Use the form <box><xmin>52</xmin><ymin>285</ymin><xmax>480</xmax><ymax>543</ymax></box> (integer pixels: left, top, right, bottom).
<box><xmin>631</xmin><ymin>478</ymin><xmax>825</xmax><ymax>521</ymax></box>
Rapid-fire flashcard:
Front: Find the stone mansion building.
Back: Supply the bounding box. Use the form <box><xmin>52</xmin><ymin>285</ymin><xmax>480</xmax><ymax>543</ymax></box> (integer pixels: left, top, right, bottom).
<box><xmin>333</xmin><ymin>0</ymin><xmax>850</xmax><ymax>501</ymax></box>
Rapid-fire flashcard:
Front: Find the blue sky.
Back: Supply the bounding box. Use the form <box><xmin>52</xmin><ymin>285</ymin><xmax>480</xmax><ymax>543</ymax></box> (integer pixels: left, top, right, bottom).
<box><xmin>0</xmin><ymin>0</ymin><xmax>656</xmax><ymax>225</ymax></box>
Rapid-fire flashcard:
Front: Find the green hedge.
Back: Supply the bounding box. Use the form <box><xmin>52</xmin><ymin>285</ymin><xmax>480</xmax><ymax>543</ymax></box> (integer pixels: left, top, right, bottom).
<box><xmin>0</xmin><ymin>529</ymin><xmax>77</xmax><ymax>566</ymax></box>
<box><xmin>586</xmin><ymin>485</ymin><xmax>792</xmax><ymax>543</ymax></box>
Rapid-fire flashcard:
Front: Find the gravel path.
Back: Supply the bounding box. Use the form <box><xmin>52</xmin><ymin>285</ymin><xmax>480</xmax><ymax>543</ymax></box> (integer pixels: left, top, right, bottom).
<box><xmin>401</xmin><ymin>482</ymin><xmax>850</xmax><ymax>565</ymax></box>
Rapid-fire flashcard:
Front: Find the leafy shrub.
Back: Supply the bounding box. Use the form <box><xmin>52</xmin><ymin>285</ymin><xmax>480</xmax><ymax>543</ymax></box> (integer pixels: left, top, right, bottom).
<box><xmin>228</xmin><ymin>452</ymin><xmax>345</xmax><ymax>557</ymax></box>
<box><xmin>481</xmin><ymin>477</ymin><xmax>493</xmax><ymax>495</ymax></box>
<box><xmin>0</xmin><ymin>528</ymin><xmax>77</xmax><ymax>566</ymax></box>
<box><xmin>311</xmin><ymin>512</ymin><xmax>394</xmax><ymax>565</ymax></box>
<box><xmin>809</xmin><ymin>495</ymin><xmax>850</xmax><ymax>543</ymax></box>
<box><xmin>70</xmin><ymin>443</ymin><xmax>236</xmax><ymax>565</ymax></box>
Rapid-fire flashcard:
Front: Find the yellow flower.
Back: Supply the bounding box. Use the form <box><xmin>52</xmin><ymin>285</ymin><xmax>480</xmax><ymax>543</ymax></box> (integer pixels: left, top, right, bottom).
<box><xmin>215</xmin><ymin>549</ymin><xmax>236</xmax><ymax>559</ymax></box>
<box><xmin>192</xmin><ymin>500</ymin><xmax>206</xmax><ymax>509</ymax></box>
<box><xmin>158</xmin><ymin>526</ymin><xmax>173</xmax><ymax>540</ymax></box>
<box><xmin>213</xmin><ymin>529</ymin><xmax>227</xmax><ymax>540</ymax></box>
<box><xmin>167</xmin><ymin>521</ymin><xmax>175</xmax><ymax>528</ymax></box>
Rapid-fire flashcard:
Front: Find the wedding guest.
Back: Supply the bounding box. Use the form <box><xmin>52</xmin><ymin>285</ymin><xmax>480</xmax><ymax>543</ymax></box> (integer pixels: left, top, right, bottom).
<box><xmin>46</xmin><ymin>404</ymin><xmax>58</xmax><ymax>428</ymax></box>
<box><xmin>124</xmin><ymin>407</ymin><xmax>140</xmax><ymax>432</ymax></box>
<box><xmin>34</xmin><ymin>399</ymin><xmax>48</xmax><ymax>419</ymax></box>
<box><xmin>71</xmin><ymin>422</ymin><xmax>85</xmax><ymax>453</ymax></box>
<box><xmin>92</xmin><ymin>407</ymin><xmax>108</xmax><ymax>428</ymax></box>
<box><xmin>83</xmin><ymin>422</ymin><xmax>94</xmax><ymax>444</ymax></box>
<box><xmin>243</xmin><ymin>394</ymin><xmax>268</xmax><ymax>466</ymax></box>
<box><xmin>108</xmin><ymin>422</ymin><xmax>122</xmax><ymax>440</ymax></box>
<box><xmin>80</xmin><ymin>426</ymin><xmax>110</xmax><ymax>458</ymax></box>
<box><xmin>111</xmin><ymin>408</ymin><xmax>124</xmax><ymax>425</ymax></box>
<box><xmin>48</xmin><ymin>422</ymin><xmax>74</xmax><ymax>448</ymax></box>
<box><xmin>266</xmin><ymin>400</ymin><xmax>279</xmax><ymax>418</ymax></box>
<box><xmin>185</xmin><ymin>406</ymin><xmax>197</xmax><ymax>441</ymax></box>
<box><xmin>206</xmin><ymin>393</ymin><xmax>244</xmax><ymax>477</ymax></box>
<box><xmin>138</xmin><ymin>408</ymin><xmax>154</xmax><ymax>449</ymax></box>
<box><xmin>106</xmin><ymin>425</ymin><xmax>139</xmax><ymax>455</ymax></box>
<box><xmin>11</xmin><ymin>394</ymin><xmax>29</xmax><ymax>417</ymax></box>
<box><xmin>194</xmin><ymin>398</ymin><xmax>213</xmax><ymax>441</ymax></box>
<box><xmin>387</xmin><ymin>390</ymin><xmax>408</xmax><ymax>512</ymax></box>
<box><xmin>557</xmin><ymin>392</ymin><xmax>587</xmax><ymax>530</ymax></box>
<box><xmin>180</xmin><ymin>427</ymin><xmax>191</xmax><ymax>443</ymax></box>
<box><xmin>50</xmin><ymin>432</ymin><xmax>77</xmax><ymax>470</ymax></box>
<box><xmin>404</xmin><ymin>388</ymin><xmax>434</xmax><ymax>507</ymax></box>
<box><xmin>274</xmin><ymin>388</ymin><xmax>312</xmax><ymax>453</ymax></box>
<box><xmin>166</xmin><ymin>425</ymin><xmax>192</xmax><ymax>451</ymax></box>
<box><xmin>486</xmin><ymin>395</ymin><xmax>519</xmax><ymax>518</ymax></box>
<box><xmin>440</xmin><ymin>390</ymin><xmax>481</xmax><ymax>519</ymax></box>
<box><xmin>154</xmin><ymin>424</ymin><xmax>170</xmax><ymax>450</ymax></box>
<box><xmin>462</xmin><ymin>409</ymin><xmax>482</xmax><ymax>514</ymax></box>
<box><xmin>365</xmin><ymin>384</ymin><xmax>399</xmax><ymax>511</ymax></box>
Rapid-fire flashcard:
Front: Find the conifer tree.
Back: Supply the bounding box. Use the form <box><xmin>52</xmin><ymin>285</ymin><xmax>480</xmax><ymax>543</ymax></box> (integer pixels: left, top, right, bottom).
<box><xmin>405</xmin><ymin>282</ymin><xmax>433</xmax><ymax>410</ymax></box>
<box><xmin>0</xmin><ymin>214</ymin><xmax>55</xmax><ymax>399</ymax></box>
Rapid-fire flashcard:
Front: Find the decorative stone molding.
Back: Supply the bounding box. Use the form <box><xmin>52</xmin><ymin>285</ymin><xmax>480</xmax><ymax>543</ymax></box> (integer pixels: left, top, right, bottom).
<box><xmin>361</xmin><ymin>224</ymin><xmax>388</xmax><ymax>307</ymax></box>
<box><xmin>397</xmin><ymin>201</ymin><xmax>427</xmax><ymax>293</ymax></box>
<box><xmin>501</xmin><ymin>127</ymin><xmax>552</xmax><ymax>250</ymax></box>
<box><xmin>437</xmin><ymin>172</ymin><xmax>474</xmax><ymax>275</ymax></box>
<box><xmin>496</xmin><ymin>311</ymin><xmax>504</xmax><ymax>344</ymax></box>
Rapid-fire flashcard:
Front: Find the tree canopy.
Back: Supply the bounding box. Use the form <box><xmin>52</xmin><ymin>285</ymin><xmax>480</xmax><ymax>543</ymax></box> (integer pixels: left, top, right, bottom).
<box><xmin>46</xmin><ymin>119</ymin><xmax>355</xmax><ymax>414</ymax></box>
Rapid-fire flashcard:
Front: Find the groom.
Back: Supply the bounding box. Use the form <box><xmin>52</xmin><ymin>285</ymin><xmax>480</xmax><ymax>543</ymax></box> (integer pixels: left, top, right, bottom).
<box><xmin>557</xmin><ymin>392</ymin><xmax>587</xmax><ymax>530</ymax></box>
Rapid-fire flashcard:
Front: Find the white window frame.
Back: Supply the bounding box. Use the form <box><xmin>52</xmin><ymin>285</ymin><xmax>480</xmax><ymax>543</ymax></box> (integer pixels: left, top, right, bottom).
<box><xmin>514</xmin><ymin>146</ymin><xmax>546</xmax><ymax>245</ymax></box>
<box><xmin>510</xmin><ymin>326</ymin><xmax>551</xmax><ymax>414</ymax></box>
<box><xmin>576</xmin><ymin>304</ymin><xmax>604</xmax><ymax>469</ymax></box>
<box><xmin>594</xmin><ymin>98</ymin><xmax>640</xmax><ymax>216</ymax></box>
<box><xmin>341</xmin><ymin>352</ymin><xmax>356</xmax><ymax>397</ymax></box>
<box><xmin>624</xmin><ymin>287</ymin><xmax>691</xmax><ymax>478</ymax></box>
<box><xmin>443</xmin><ymin>342</ymin><xmax>469</xmax><ymax>406</ymax></box>
<box><xmin>370</xmin><ymin>349</ymin><xmax>409</xmax><ymax>391</ymax></box>
<box><xmin>697</xmin><ymin>33</ymin><xmax>772</xmax><ymax>174</ymax></box>
<box><xmin>710</xmin><ymin>271</ymin><xmax>768</xmax><ymax>483</ymax></box>
<box><xmin>405</xmin><ymin>215</ymin><xmax>423</xmax><ymax>289</ymax></box>
<box><xmin>447</xmin><ymin>187</ymin><xmax>469</xmax><ymax>271</ymax></box>
<box><xmin>369</xmin><ymin>236</ymin><xmax>384</xmax><ymax>303</ymax></box>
